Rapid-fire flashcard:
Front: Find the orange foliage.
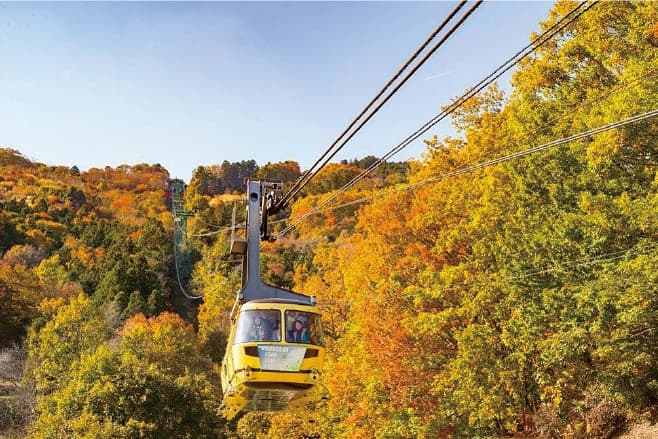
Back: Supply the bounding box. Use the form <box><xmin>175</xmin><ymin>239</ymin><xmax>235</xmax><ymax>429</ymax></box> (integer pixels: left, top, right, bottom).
<box><xmin>646</xmin><ymin>20</ymin><xmax>658</xmax><ymax>47</ymax></box>
<box><xmin>121</xmin><ymin>311</ymin><xmax>188</xmax><ymax>335</ymax></box>
<box><xmin>65</xmin><ymin>237</ymin><xmax>106</xmax><ymax>269</ymax></box>
<box><xmin>110</xmin><ymin>192</ymin><xmax>136</xmax><ymax>215</ymax></box>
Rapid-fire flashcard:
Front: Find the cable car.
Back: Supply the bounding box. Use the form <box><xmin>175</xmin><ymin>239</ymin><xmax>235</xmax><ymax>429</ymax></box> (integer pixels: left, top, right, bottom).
<box><xmin>220</xmin><ymin>181</ymin><xmax>327</xmax><ymax>420</ymax></box>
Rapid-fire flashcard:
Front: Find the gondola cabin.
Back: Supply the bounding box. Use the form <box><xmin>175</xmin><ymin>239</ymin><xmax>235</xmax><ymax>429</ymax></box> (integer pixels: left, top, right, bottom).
<box><xmin>220</xmin><ymin>298</ymin><xmax>326</xmax><ymax>419</ymax></box>
<box><xmin>219</xmin><ymin>181</ymin><xmax>327</xmax><ymax>419</ymax></box>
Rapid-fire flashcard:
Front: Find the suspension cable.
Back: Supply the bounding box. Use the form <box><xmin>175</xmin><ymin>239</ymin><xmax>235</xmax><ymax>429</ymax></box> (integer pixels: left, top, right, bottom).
<box><xmin>276</xmin><ymin>0</ymin><xmax>483</xmax><ymax>210</ymax></box>
<box><xmin>274</xmin><ymin>0</ymin><xmax>598</xmax><ymax>238</ymax></box>
<box><xmin>173</xmin><ymin>229</ymin><xmax>204</xmax><ymax>300</ymax></box>
<box><xmin>288</xmin><ymin>108</ymin><xmax>658</xmax><ymax>222</ymax></box>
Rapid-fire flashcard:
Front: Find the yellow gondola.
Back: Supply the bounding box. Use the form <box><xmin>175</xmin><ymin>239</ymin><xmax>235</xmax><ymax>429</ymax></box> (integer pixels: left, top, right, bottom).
<box><xmin>220</xmin><ymin>181</ymin><xmax>327</xmax><ymax>420</ymax></box>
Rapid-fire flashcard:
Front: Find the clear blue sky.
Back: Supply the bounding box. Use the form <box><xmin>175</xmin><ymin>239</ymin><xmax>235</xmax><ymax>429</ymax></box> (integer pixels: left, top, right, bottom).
<box><xmin>1</xmin><ymin>1</ymin><xmax>553</xmax><ymax>182</ymax></box>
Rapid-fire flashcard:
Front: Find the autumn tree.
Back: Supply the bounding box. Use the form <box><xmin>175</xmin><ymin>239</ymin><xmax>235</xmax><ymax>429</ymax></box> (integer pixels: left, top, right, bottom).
<box><xmin>30</xmin><ymin>313</ymin><xmax>227</xmax><ymax>439</ymax></box>
<box><xmin>254</xmin><ymin>160</ymin><xmax>302</xmax><ymax>183</ymax></box>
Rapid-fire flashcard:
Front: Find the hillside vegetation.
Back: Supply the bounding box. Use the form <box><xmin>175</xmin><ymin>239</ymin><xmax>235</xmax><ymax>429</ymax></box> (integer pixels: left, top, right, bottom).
<box><xmin>1</xmin><ymin>2</ymin><xmax>658</xmax><ymax>438</ymax></box>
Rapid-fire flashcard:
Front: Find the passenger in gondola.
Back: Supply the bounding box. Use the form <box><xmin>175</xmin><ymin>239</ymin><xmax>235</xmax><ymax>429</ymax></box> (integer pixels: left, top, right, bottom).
<box><xmin>288</xmin><ymin>319</ymin><xmax>309</xmax><ymax>343</ymax></box>
<box><xmin>254</xmin><ymin>312</ymin><xmax>273</xmax><ymax>341</ymax></box>
<box><xmin>245</xmin><ymin>324</ymin><xmax>258</xmax><ymax>342</ymax></box>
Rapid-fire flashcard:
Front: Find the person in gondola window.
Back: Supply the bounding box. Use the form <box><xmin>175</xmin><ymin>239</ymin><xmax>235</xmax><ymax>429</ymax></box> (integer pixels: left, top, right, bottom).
<box><xmin>289</xmin><ymin>319</ymin><xmax>309</xmax><ymax>343</ymax></box>
<box><xmin>254</xmin><ymin>312</ymin><xmax>274</xmax><ymax>341</ymax></box>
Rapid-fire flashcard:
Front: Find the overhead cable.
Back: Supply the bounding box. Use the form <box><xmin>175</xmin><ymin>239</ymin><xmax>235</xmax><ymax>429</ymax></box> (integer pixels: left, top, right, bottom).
<box><xmin>294</xmin><ymin>108</ymin><xmax>658</xmax><ymax>218</ymax></box>
<box><xmin>362</xmin><ymin>240</ymin><xmax>658</xmax><ymax>309</ymax></box>
<box><xmin>276</xmin><ymin>0</ymin><xmax>482</xmax><ymax>210</ymax></box>
<box><xmin>173</xmin><ymin>237</ymin><xmax>204</xmax><ymax>300</ymax></box>
<box><xmin>275</xmin><ymin>0</ymin><xmax>598</xmax><ymax>237</ymax></box>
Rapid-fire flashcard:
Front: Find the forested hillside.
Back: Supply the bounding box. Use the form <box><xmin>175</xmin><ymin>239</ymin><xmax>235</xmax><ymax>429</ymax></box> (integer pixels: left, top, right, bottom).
<box><xmin>2</xmin><ymin>1</ymin><xmax>658</xmax><ymax>438</ymax></box>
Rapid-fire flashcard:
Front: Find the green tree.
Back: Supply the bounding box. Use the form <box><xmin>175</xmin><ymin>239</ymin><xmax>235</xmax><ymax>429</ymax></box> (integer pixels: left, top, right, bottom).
<box><xmin>26</xmin><ymin>294</ymin><xmax>111</xmax><ymax>395</ymax></box>
<box><xmin>30</xmin><ymin>313</ymin><xmax>226</xmax><ymax>439</ymax></box>
<box><xmin>120</xmin><ymin>291</ymin><xmax>148</xmax><ymax>319</ymax></box>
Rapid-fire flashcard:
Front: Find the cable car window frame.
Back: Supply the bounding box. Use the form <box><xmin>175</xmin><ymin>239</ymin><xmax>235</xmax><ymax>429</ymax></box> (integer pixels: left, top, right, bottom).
<box><xmin>234</xmin><ymin>309</ymin><xmax>281</xmax><ymax>344</ymax></box>
<box><xmin>285</xmin><ymin>310</ymin><xmax>324</xmax><ymax>346</ymax></box>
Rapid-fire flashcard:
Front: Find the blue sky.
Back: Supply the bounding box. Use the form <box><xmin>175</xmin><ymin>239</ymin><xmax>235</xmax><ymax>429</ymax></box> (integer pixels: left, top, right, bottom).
<box><xmin>1</xmin><ymin>1</ymin><xmax>553</xmax><ymax>181</ymax></box>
